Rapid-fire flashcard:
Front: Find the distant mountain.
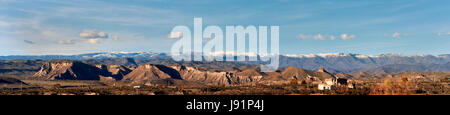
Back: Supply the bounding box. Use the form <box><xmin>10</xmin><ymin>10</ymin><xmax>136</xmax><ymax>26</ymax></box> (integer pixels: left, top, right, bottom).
<box><xmin>364</xmin><ymin>62</ymin><xmax>450</xmax><ymax>74</ymax></box>
<box><xmin>0</xmin><ymin>60</ymin><xmax>44</xmax><ymax>78</ymax></box>
<box><xmin>1</xmin><ymin>52</ymin><xmax>450</xmax><ymax>73</ymax></box>
<box><xmin>0</xmin><ymin>52</ymin><xmax>170</xmax><ymax>60</ymax></box>
<box><xmin>83</xmin><ymin>58</ymin><xmax>138</xmax><ymax>67</ymax></box>
<box><xmin>279</xmin><ymin>53</ymin><xmax>450</xmax><ymax>73</ymax></box>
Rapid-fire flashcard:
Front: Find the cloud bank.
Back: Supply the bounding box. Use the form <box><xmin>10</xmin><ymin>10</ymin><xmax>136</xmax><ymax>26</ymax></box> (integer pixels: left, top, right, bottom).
<box><xmin>298</xmin><ymin>33</ymin><xmax>356</xmax><ymax>40</ymax></box>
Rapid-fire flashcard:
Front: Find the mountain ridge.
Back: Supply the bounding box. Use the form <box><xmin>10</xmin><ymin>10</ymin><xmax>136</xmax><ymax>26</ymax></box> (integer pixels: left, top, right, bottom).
<box><xmin>2</xmin><ymin>52</ymin><xmax>450</xmax><ymax>74</ymax></box>
<box><xmin>1</xmin><ymin>52</ymin><xmax>449</xmax><ymax>60</ymax></box>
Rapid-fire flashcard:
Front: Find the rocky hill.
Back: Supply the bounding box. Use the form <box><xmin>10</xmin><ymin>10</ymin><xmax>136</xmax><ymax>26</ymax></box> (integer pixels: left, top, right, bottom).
<box><xmin>30</xmin><ymin>60</ymin><xmax>344</xmax><ymax>86</ymax></box>
<box><xmin>122</xmin><ymin>64</ymin><xmax>179</xmax><ymax>85</ymax></box>
<box><xmin>280</xmin><ymin>66</ymin><xmax>334</xmax><ymax>81</ymax></box>
<box><xmin>33</xmin><ymin>60</ymin><xmax>103</xmax><ymax>80</ymax></box>
<box><xmin>95</xmin><ymin>64</ymin><xmax>132</xmax><ymax>80</ymax></box>
<box><xmin>122</xmin><ymin>64</ymin><xmax>262</xmax><ymax>86</ymax></box>
<box><xmin>32</xmin><ymin>60</ymin><xmax>131</xmax><ymax>81</ymax></box>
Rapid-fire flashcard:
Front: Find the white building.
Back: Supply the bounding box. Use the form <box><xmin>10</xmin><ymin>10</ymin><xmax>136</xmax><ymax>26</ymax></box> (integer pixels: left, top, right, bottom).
<box><xmin>318</xmin><ymin>78</ymin><xmax>353</xmax><ymax>90</ymax></box>
<box><xmin>318</xmin><ymin>83</ymin><xmax>332</xmax><ymax>90</ymax></box>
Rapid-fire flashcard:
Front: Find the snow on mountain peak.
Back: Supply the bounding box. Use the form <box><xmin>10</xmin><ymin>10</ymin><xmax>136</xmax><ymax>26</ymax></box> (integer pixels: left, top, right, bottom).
<box><xmin>284</xmin><ymin>53</ymin><xmax>357</xmax><ymax>58</ymax></box>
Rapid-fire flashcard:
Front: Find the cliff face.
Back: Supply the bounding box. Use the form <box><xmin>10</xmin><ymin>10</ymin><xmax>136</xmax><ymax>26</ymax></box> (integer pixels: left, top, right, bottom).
<box><xmin>33</xmin><ymin>61</ymin><xmax>131</xmax><ymax>80</ymax></box>
<box><xmin>95</xmin><ymin>64</ymin><xmax>132</xmax><ymax>80</ymax></box>
<box><xmin>174</xmin><ymin>65</ymin><xmax>267</xmax><ymax>85</ymax></box>
<box><xmin>33</xmin><ymin>61</ymin><xmax>102</xmax><ymax>80</ymax></box>
<box><xmin>234</xmin><ymin>69</ymin><xmax>263</xmax><ymax>84</ymax></box>
<box><xmin>122</xmin><ymin>64</ymin><xmax>177</xmax><ymax>85</ymax></box>
<box><xmin>122</xmin><ymin>64</ymin><xmax>264</xmax><ymax>86</ymax></box>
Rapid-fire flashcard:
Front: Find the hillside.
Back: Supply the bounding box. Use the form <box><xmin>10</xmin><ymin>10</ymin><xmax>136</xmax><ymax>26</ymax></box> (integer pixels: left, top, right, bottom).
<box><xmin>32</xmin><ymin>60</ymin><xmax>132</xmax><ymax>81</ymax></box>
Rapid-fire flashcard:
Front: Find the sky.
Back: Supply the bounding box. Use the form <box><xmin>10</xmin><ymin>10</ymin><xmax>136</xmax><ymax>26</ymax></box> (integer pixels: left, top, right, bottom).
<box><xmin>0</xmin><ymin>0</ymin><xmax>449</xmax><ymax>56</ymax></box>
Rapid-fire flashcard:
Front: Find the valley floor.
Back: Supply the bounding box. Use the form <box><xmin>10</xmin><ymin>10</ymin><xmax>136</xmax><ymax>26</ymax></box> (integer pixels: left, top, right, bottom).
<box><xmin>1</xmin><ymin>79</ymin><xmax>448</xmax><ymax>95</ymax></box>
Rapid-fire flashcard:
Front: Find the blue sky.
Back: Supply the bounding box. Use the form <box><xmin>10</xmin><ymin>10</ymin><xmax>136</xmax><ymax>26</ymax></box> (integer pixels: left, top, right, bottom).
<box><xmin>0</xmin><ymin>0</ymin><xmax>449</xmax><ymax>55</ymax></box>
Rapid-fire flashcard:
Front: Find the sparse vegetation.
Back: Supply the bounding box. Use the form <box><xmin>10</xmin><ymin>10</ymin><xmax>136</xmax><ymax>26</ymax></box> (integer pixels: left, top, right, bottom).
<box><xmin>1</xmin><ymin>77</ymin><xmax>447</xmax><ymax>95</ymax></box>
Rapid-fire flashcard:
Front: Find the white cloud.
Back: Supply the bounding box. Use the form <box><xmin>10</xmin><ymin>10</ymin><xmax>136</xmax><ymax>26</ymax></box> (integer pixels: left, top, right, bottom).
<box><xmin>392</xmin><ymin>32</ymin><xmax>401</xmax><ymax>38</ymax></box>
<box><xmin>389</xmin><ymin>32</ymin><xmax>409</xmax><ymax>38</ymax></box>
<box><xmin>297</xmin><ymin>34</ymin><xmax>310</xmax><ymax>39</ymax></box>
<box><xmin>313</xmin><ymin>34</ymin><xmax>326</xmax><ymax>40</ymax></box>
<box><xmin>79</xmin><ymin>30</ymin><xmax>108</xmax><ymax>39</ymax></box>
<box><xmin>340</xmin><ymin>34</ymin><xmax>356</xmax><ymax>40</ymax></box>
<box><xmin>57</xmin><ymin>40</ymin><xmax>75</xmax><ymax>45</ymax></box>
<box><xmin>167</xmin><ymin>32</ymin><xmax>183</xmax><ymax>39</ymax></box>
<box><xmin>437</xmin><ymin>32</ymin><xmax>450</xmax><ymax>36</ymax></box>
<box><xmin>84</xmin><ymin>38</ymin><xmax>100</xmax><ymax>44</ymax></box>
<box><xmin>97</xmin><ymin>32</ymin><xmax>107</xmax><ymax>38</ymax></box>
<box><xmin>55</xmin><ymin>30</ymin><xmax>113</xmax><ymax>45</ymax></box>
<box><xmin>298</xmin><ymin>33</ymin><xmax>355</xmax><ymax>40</ymax></box>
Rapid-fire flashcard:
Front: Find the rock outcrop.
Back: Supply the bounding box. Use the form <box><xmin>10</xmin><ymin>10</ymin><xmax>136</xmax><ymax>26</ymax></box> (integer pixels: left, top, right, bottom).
<box><xmin>122</xmin><ymin>63</ymin><xmax>180</xmax><ymax>85</ymax></box>
<box><xmin>234</xmin><ymin>69</ymin><xmax>263</xmax><ymax>84</ymax></box>
<box><xmin>123</xmin><ymin>64</ymin><xmax>264</xmax><ymax>86</ymax></box>
<box><xmin>95</xmin><ymin>64</ymin><xmax>132</xmax><ymax>80</ymax></box>
<box><xmin>33</xmin><ymin>60</ymin><xmax>103</xmax><ymax>80</ymax></box>
<box><xmin>317</xmin><ymin>67</ymin><xmax>326</xmax><ymax>73</ymax></box>
<box><xmin>33</xmin><ymin>61</ymin><xmax>132</xmax><ymax>81</ymax></box>
<box><xmin>280</xmin><ymin>66</ymin><xmax>335</xmax><ymax>81</ymax></box>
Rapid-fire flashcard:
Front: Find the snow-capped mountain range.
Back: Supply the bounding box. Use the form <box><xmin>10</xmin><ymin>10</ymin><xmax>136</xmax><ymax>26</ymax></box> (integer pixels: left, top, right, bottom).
<box><xmin>0</xmin><ymin>52</ymin><xmax>170</xmax><ymax>60</ymax></box>
<box><xmin>279</xmin><ymin>53</ymin><xmax>450</xmax><ymax>73</ymax></box>
<box><xmin>1</xmin><ymin>52</ymin><xmax>448</xmax><ymax>60</ymax></box>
